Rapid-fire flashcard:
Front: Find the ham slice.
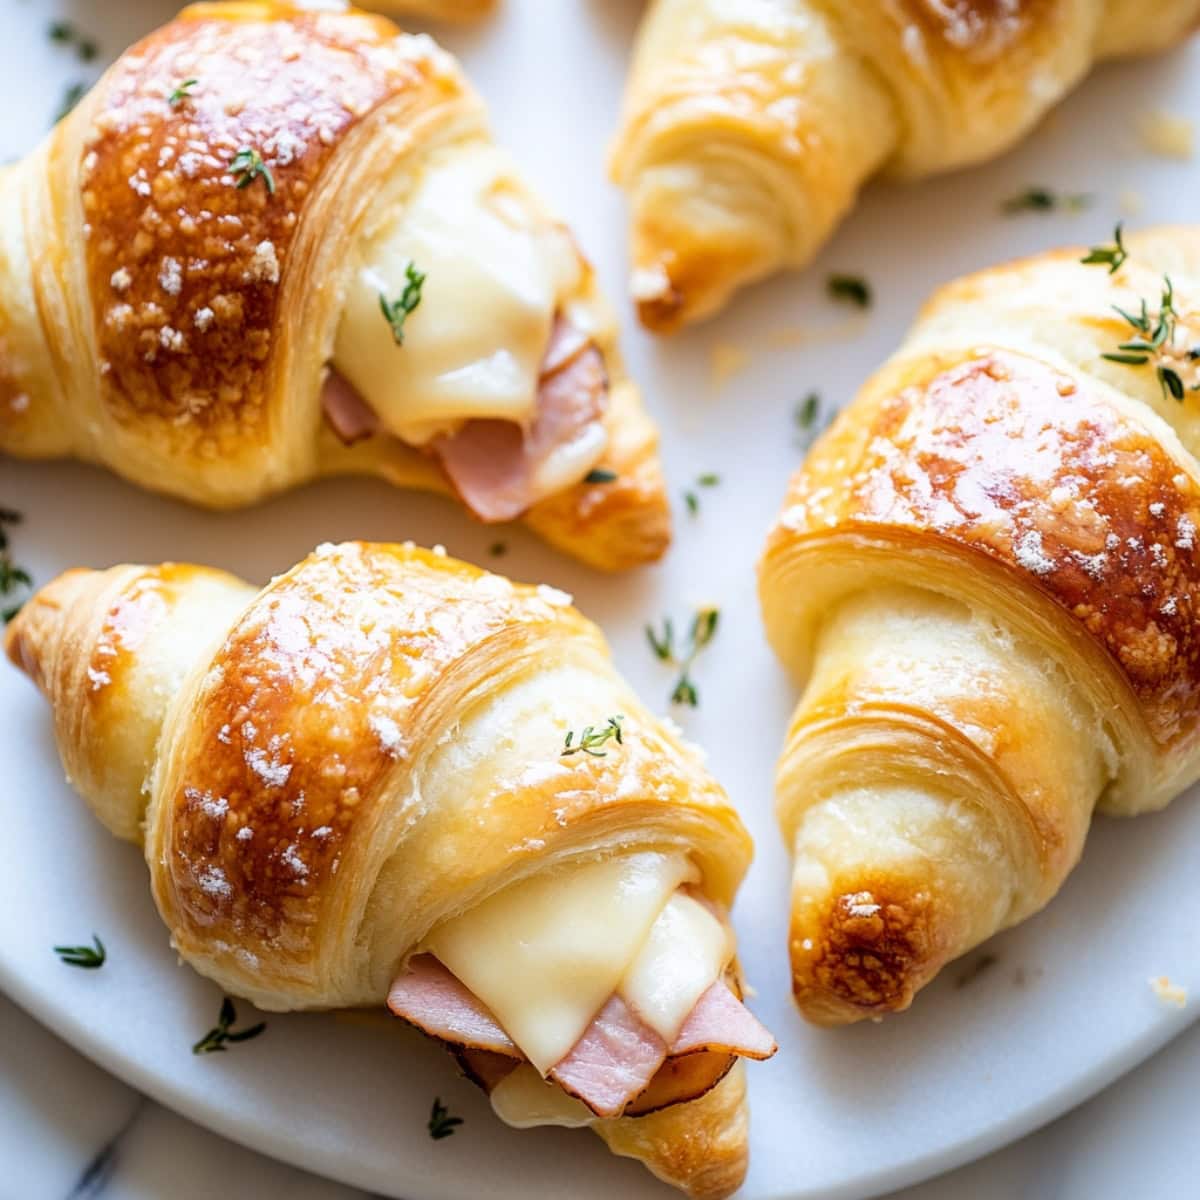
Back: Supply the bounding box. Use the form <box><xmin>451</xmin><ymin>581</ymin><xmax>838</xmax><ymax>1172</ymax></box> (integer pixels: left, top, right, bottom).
<box><xmin>670</xmin><ymin>981</ymin><xmax>777</xmax><ymax>1059</ymax></box>
<box><xmin>387</xmin><ymin>954</ymin><xmax>776</xmax><ymax>1120</ymax></box>
<box><xmin>548</xmin><ymin>994</ymin><xmax>667</xmax><ymax>1118</ymax></box>
<box><xmin>431</xmin><ymin>316</ymin><xmax>609</xmax><ymax>522</ymax></box>
<box><xmin>321</xmin><ymin>317</ymin><xmax>609</xmax><ymax>520</ymax></box>
<box><xmin>320</xmin><ymin>369</ymin><xmax>379</xmax><ymax>446</ymax></box>
<box><xmin>387</xmin><ymin>955</ymin><xmax>517</xmax><ymax>1056</ymax></box>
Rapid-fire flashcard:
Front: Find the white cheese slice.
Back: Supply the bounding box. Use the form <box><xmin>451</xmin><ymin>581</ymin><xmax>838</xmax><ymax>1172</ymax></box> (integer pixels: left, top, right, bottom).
<box><xmin>490</xmin><ymin>1064</ymin><xmax>595</xmax><ymax>1130</ymax></box>
<box><xmin>426</xmin><ymin>851</ymin><xmax>693</xmax><ymax>1074</ymax></box>
<box><xmin>619</xmin><ymin>891</ymin><xmax>732</xmax><ymax>1045</ymax></box>
<box><xmin>333</xmin><ymin>145</ymin><xmax>581</xmax><ymax>446</ymax></box>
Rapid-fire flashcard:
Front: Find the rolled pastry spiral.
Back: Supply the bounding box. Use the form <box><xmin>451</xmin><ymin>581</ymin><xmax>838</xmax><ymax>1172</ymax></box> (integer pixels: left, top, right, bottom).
<box><xmin>760</xmin><ymin>226</ymin><xmax>1200</xmax><ymax>1024</ymax></box>
<box><xmin>611</xmin><ymin>0</ymin><xmax>1200</xmax><ymax>331</ymax></box>
<box><xmin>0</xmin><ymin>2</ymin><xmax>669</xmax><ymax>571</ymax></box>
<box><xmin>6</xmin><ymin>540</ymin><xmax>764</xmax><ymax>1198</ymax></box>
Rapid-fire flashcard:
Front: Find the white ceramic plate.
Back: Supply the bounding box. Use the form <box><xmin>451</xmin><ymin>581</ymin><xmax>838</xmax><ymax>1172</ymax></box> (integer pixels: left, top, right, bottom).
<box><xmin>2</xmin><ymin>3</ymin><xmax>1198</xmax><ymax>1198</ymax></box>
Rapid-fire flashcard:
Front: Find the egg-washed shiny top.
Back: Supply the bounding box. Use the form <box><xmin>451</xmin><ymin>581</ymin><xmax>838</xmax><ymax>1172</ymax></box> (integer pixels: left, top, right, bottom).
<box><xmin>78</xmin><ymin>2</ymin><xmax>465</xmax><ymax>455</ymax></box>
<box><xmin>148</xmin><ymin>542</ymin><xmax>745</xmax><ymax>999</ymax></box>
<box><xmin>772</xmin><ymin>349</ymin><xmax>1200</xmax><ymax>749</ymax></box>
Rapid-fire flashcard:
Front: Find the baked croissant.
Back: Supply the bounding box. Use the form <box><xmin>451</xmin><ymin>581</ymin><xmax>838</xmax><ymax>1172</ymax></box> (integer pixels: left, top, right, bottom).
<box><xmin>0</xmin><ymin>2</ymin><xmax>668</xmax><ymax>572</ymax></box>
<box><xmin>760</xmin><ymin>225</ymin><xmax>1200</xmax><ymax>1024</ymax></box>
<box><xmin>611</xmin><ymin>0</ymin><xmax>1200</xmax><ymax>331</ymax></box>
<box><xmin>6</xmin><ymin>540</ymin><xmax>774</xmax><ymax>1198</ymax></box>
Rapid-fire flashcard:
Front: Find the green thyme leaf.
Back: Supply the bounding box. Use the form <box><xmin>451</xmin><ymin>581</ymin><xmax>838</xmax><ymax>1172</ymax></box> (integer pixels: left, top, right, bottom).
<box><xmin>54</xmin><ymin>935</ymin><xmax>106</xmax><ymax>969</ymax></box>
<box><xmin>1002</xmin><ymin>187</ymin><xmax>1090</xmax><ymax>215</ymax></box>
<box><xmin>53</xmin><ymin>81</ymin><xmax>87</xmax><ymax>125</ymax></box>
<box><xmin>378</xmin><ymin>263</ymin><xmax>426</xmax><ymax>346</ymax></box>
<box><xmin>584</xmin><ymin>468</ymin><xmax>617</xmax><ymax>484</ymax></box>
<box><xmin>827</xmin><ymin>274</ymin><xmax>871</xmax><ymax>309</ymax></box>
<box><xmin>169</xmin><ymin>78</ymin><xmax>198</xmax><ymax>107</ymax></box>
<box><xmin>193</xmin><ymin>997</ymin><xmax>267</xmax><ymax>1054</ymax></box>
<box><xmin>561</xmin><ymin>715</ymin><xmax>625</xmax><ymax>758</ymax></box>
<box><xmin>428</xmin><ymin>1097</ymin><xmax>463</xmax><ymax>1140</ymax></box>
<box><xmin>0</xmin><ymin>507</ymin><xmax>31</xmax><ymax>622</ymax></box>
<box><xmin>229</xmin><ymin>146</ymin><xmax>275</xmax><ymax>195</ymax></box>
<box><xmin>1081</xmin><ymin>223</ymin><xmax>1128</xmax><ymax>274</ymax></box>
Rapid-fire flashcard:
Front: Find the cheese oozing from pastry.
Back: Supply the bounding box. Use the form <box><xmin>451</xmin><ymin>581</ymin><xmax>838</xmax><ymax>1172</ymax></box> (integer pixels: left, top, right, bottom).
<box><xmin>334</xmin><ymin>146</ymin><xmax>583</xmax><ymax>448</ymax></box>
<box><xmin>426</xmin><ymin>851</ymin><xmax>695</xmax><ymax>1074</ymax></box>
<box><xmin>425</xmin><ymin>849</ymin><xmax>734</xmax><ymax>1086</ymax></box>
<box><xmin>490</xmin><ymin>1064</ymin><xmax>596</xmax><ymax>1130</ymax></box>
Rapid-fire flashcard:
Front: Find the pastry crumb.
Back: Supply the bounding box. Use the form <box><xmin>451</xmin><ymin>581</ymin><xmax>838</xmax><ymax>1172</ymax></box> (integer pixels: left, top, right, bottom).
<box><xmin>1149</xmin><ymin>975</ymin><xmax>1188</xmax><ymax>1008</ymax></box>
<box><xmin>1138</xmin><ymin>110</ymin><xmax>1194</xmax><ymax>160</ymax></box>
<box><xmin>710</xmin><ymin>342</ymin><xmax>748</xmax><ymax>390</ymax></box>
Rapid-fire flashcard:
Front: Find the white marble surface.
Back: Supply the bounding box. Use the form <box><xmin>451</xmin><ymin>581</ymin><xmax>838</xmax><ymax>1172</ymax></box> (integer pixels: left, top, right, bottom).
<box><xmin>3</xmin><ymin>985</ymin><xmax>1198</xmax><ymax>1200</ymax></box>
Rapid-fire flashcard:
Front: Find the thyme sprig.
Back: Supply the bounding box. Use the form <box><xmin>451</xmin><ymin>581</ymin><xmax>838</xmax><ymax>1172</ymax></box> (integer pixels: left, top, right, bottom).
<box><xmin>0</xmin><ymin>507</ymin><xmax>32</xmax><ymax>623</ymax></box>
<box><xmin>1081</xmin><ymin>223</ymin><xmax>1129</xmax><ymax>274</ymax></box>
<box><xmin>379</xmin><ymin>263</ymin><xmax>426</xmax><ymax>346</ymax></box>
<box><xmin>1101</xmin><ymin>276</ymin><xmax>1199</xmax><ymax>401</ymax></box>
<box><xmin>428</xmin><ymin>1097</ymin><xmax>463</xmax><ymax>1140</ymax></box>
<box><xmin>646</xmin><ymin>607</ymin><xmax>720</xmax><ymax>708</ymax></box>
<box><xmin>192</xmin><ymin>997</ymin><xmax>267</xmax><ymax>1054</ymax></box>
<box><xmin>562</xmin><ymin>715</ymin><xmax>624</xmax><ymax>758</ymax></box>
<box><xmin>54</xmin><ymin>935</ymin><xmax>106</xmax><ymax>969</ymax></box>
<box><xmin>229</xmin><ymin>147</ymin><xmax>275</xmax><ymax>194</ymax></box>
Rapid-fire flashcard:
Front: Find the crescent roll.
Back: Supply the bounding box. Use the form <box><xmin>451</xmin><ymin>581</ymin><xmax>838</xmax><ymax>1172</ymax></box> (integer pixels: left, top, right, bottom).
<box><xmin>6</xmin><ymin>541</ymin><xmax>774</xmax><ymax>1198</ymax></box>
<box><xmin>0</xmin><ymin>2</ymin><xmax>669</xmax><ymax>571</ymax></box>
<box><xmin>611</xmin><ymin>0</ymin><xmax>1200</xmax><ymax>331</ymax></box>
<box><xmin>760</xmin><ymin>225</ymin><xmax>1200</xmax><ymax>1023</ymax></box>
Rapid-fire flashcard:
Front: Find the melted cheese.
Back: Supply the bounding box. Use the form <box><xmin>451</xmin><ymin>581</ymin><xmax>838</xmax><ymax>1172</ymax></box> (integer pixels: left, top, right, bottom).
<box><xmin>334</xmin><ymin>146</ymin><xmax>581</xmax><ymax>446</ymax></box>
<box><xmin>426</xmin><ymin>852</ymin><xmax>693</xmax><ymax>1074</ymax></box>
<box><xmin>490</xmin><ymin>1065</ymin><xmax>595</xmax><ymax>1130</ymax></box>
<box><xmin>619</xmin><ymin>892</ymin><xmax>731</xmax><ymax>1044</ymax></box>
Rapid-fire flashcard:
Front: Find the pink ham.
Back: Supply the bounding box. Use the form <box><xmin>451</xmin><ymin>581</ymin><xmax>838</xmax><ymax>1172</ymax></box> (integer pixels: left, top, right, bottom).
<box><xmin>670</xmin><ymin>981</ymin><xmax>777</xmax><ymax>1059</ymax></box>
<box><xmin>320</xmin><ymin>369</ymin><xmax>379</xmax><ymax>446</ymax></box>
<box><xmin>319</xmin><ymin>318</ymin><xmax>609</xmax><ymax>520</ymax></box>
<box><xmin>548</xmin><ymin>994</ymin><xmax>667</xmax><ymax>1118</ymax></box>
<box><xmin>431</xmin><ymin>317</ymin><xmax>609</xmax><ymax>522</ymax></box>
<box><xmin>387</xmin><ymin>952</ymin><xmax>777</xmax><ymax>1119</ymax></box>
<box><xmin>387</xmin><ymin>955</ymin><xmax>517</xmax><ymax>1056</ymax></box>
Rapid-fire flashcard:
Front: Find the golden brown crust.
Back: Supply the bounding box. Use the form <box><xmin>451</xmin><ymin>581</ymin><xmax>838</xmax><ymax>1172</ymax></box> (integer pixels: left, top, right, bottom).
<box><xmin>11</xmin><ymin>540</ymin><xmax>756</xmax><ymax>1193</ymax></box>
<box><xmin>596</xmin><ymin>1061</ymin><xmax>749</xmax><ymax>1200</ymax></box>
<box><xmin>81</xmin><ymin>4</ymin><xmax>430</xmax><ymax>452</ymax></box>
<box><xmin>364</xmin><ymin>0</ymin><xmax>497</xmax><ymax>19</ymax></box>
<box><xmin>525</xmin><ymin>379</ymin><xmax>672</xmax><ymax>571</ymax></box>
<box><xmin>790</xmin><ymin>881</ymin><xmax>943</xmax><ymax>1025</ymax></box>
<box><xmin>760</xmin><ymin>226</ymin><xmax>1200</xmax><ymax>1024</ymax></box>
<box><xmin>2</xmin><ymin>3</ymin><xmax>671</xmax><ymax>570</ymax></box>
<box><xmin>783</xmin><ymin>350</ymin><xmax>1200</xmax><ymax>747</ymax></box>
<box><xmin>612</xmin><ymin>0</ymin><xmax>1200</xmax><ymax>329</ymax></box>
<box><xmin>152</xmin><ymin>542</ymin><xmax>598</xmax><ymax>968</ymax></box>
<box><xmin>5</xmin><ymin>562</ymin><xmax>253</xmax><ymax>840</ymax></box>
